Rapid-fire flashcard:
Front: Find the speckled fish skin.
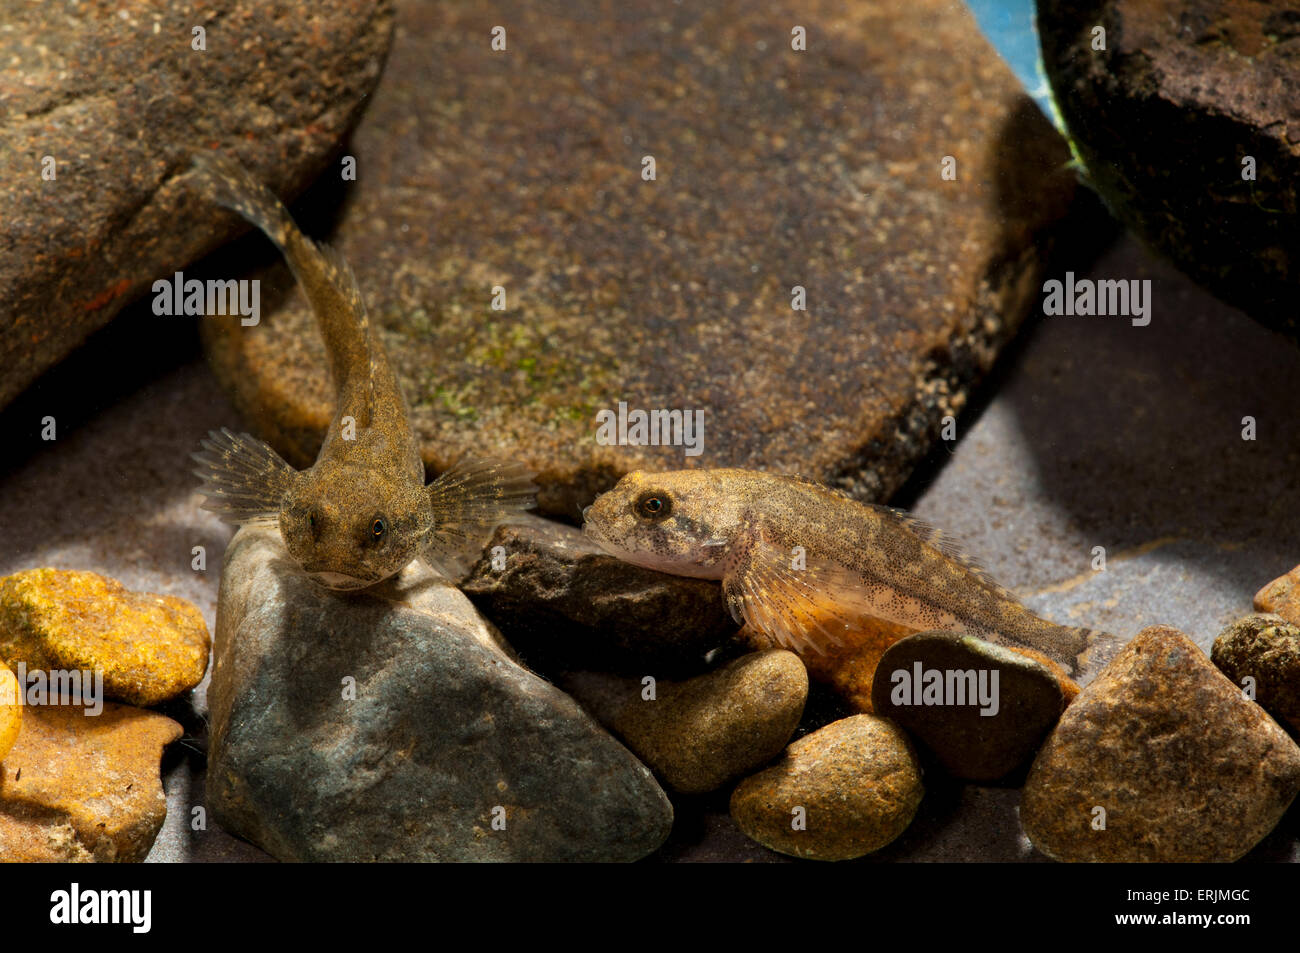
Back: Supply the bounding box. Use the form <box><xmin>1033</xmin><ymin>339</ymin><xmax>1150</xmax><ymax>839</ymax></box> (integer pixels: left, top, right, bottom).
<box><xmin>583</xmin><ymin>468</ymin><xmax>1113</xmax><ymax>675</ymax></box>
<box><xmin>188</xmin><ymin>154</ymin><xmax>534</xmax><ymax>589</ymax></box>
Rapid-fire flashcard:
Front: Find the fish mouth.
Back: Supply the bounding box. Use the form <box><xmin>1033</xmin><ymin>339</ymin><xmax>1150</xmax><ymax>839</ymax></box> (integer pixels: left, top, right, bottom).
<box><xmin>581</xmin><ymin>517</ymin><xmax>608</xmax><ymax>548</ymax></box>
<box><xmin>310</xmin><ymin>570</ymin><xmax>377</xmax><ymax>591</ymax></box>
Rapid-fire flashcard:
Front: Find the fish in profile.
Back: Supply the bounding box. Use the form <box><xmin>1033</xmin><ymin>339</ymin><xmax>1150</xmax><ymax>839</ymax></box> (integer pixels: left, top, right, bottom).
<box><xmin>188</xmin><ymin>154</ymin><xmax>534</xmax><ymax>590</ymax></box>
<box><xmin>583</xmin><ymin>468</ymin><xmax>1116</xmax><ymax>676</ymax></box>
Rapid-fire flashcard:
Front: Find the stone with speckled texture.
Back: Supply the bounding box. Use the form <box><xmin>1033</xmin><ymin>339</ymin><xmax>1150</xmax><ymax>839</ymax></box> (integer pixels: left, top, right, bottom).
<box><xmin>208</xmin><ymin>523</ymin><xmax>673</xmax><ymax>862</ymax></box>
<box><xmin>0</xmin><ymin>661</ymin><xmax>19</xmax><ymax>762</ymax></box>
<box><xmin>1212</xmin><ymin>614</ymin><xmax>1300</xmax><ymax>734</ymax></box>
<box><xmin>730</xmin><ymin>713</ymin><xmax>924</xmax><ymax>861</ymax></box>
<box><xmin>1038</xmin><ymin>0</ymin><xmax>1300</xmax><ymax>334</ymax></box>
<box><xmin>1022</xmin><ymin>625</ymin><xmax>1300</xmax><ymax>862</ymax></box>
<box><xmin>202</xmin><ymin>0</ymin><xmax>1080</xmax><ymax>518</ymax></box>
<box><xmin>1255</xmin><ymin>564</ymin><xmax>1300</xmax><ymax>627</ymax></box>
<box><xmin>0</xmin><ymin>568</ymin><xmax>210</xmax><ymax>707</ymax></box>
<box><xmin>562</xmin><ymin>649</ymin><xmax>808</xmax><ymax>794</ymax></box>
<box><xmin>0</xmin><ymin>0</ymin><xmax>394</xmax><ymax>411</ymax></box>
<box><xmin>0</xmin><ymin>703</ymin><xmax>181</xmax><ymax>862</ymax></box>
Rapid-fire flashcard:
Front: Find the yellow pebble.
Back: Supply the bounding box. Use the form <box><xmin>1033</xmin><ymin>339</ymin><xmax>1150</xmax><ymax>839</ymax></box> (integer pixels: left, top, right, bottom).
<box><xmin>0</xmin><ymin>568</ymin><xmax>210</xmax><ymax>707</ymax></box>
<box><xmin>0</xmin><ymin>661</ymin><xmax>21</xmax><ymax>762</ymax></box>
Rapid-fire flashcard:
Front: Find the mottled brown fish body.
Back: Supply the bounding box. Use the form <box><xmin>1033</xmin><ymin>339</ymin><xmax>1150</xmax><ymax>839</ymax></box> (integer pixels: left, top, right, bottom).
<box><xmin>583</xmin><ymin>468</ymin><xmax>1113</xmax><ymax>681</ymax></box>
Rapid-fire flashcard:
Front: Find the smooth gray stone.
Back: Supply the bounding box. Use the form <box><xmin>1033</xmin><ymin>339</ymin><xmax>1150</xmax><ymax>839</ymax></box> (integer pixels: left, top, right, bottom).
<box><xmin>207</xmin><ymin>525</ymin><xmax>672</xmax><ymax>862</ymax></box>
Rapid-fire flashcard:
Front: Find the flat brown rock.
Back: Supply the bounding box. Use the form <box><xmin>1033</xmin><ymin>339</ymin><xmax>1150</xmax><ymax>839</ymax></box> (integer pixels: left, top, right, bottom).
<box><xmin>0</xmin><ymin>703</ymin><xmax>182</xmax><ymax>862</ymax></box>
<box><xmin>203</xmin><ymin>0</ymin><xmax>1079</xmax><ymax>517</ymax></box>
<box><xmin>0</xmin><ymin>0</ymin><xmax>394</xmax><ymax>410</ymax></box>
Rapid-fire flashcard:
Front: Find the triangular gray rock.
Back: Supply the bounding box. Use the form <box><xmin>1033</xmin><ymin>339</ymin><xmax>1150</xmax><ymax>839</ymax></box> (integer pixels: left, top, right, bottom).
<box><xmin>208</xmin><ymin>525</ymin><xmax>673</xmax><ymax>861</ymax></box>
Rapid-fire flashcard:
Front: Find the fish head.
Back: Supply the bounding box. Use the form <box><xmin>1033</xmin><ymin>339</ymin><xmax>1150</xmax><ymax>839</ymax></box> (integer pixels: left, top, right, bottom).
<box><xmin>582</xmin><ymin>469</ymin><xmax>740</xmax><ymax>579</ymax></box>
<box><xmin>280</xmin><ymin>461</ymin><xmax>431</xmax><ymax>590</ymax></box>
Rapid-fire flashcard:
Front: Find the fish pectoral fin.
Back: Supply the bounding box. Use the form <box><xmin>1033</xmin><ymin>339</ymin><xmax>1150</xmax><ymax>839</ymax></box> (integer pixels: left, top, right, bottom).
<box><xmin>190</xmin><ymin>428</ymin><xmax>297</xmax><ymax>525</ymax></box>
<box><xmin>422</xmin><ymin>457</ymin><xmax>537</xmax><ymax>580</ymax></box>
<box><xmin>722</xmin><ymin>530</ymin><xmax>886</xmax><ymax>657</ymax></box>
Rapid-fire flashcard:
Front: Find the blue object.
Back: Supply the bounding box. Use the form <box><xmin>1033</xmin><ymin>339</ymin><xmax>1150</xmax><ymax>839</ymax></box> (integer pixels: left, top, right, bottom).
<box><xmin>964</xmin><ymin>0</ymin><xmax>1064</xmax><ymax>132</ymax></box>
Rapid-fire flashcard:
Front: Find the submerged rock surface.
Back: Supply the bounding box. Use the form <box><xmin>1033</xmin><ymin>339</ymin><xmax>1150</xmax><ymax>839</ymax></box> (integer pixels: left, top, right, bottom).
<box><xmin>730</xmin><ymin>714</ymin><xmax>924</xmax><ymax>861</ymax></box>
<box><xmin>0</xmin><ymin>703</ymin><xmax>181</xmax><ymax>862</ymax></box>
<box><xmin>204</xmin><ymin>0</ymin><xmax>1081</xmax><ymax>516</ymax></box>
<box><xmin>1022</xmin><ymin>625</ymin><xmax>1300</xmax><ymax>862</ymax></box>
<box><xmin>870</xmin><ymin>631</ymin><xmax>1065</xmax><ymax>782</ymax></box>
<box><xmin>208</xmin><ymin>525</ymin><xmax>673</xmax><ymax>862</ymax></box>
<box><xmin>0</xmin><ymin>568</ymin><xmax>210</xmax><ymax>706</ymax></box>
<box><xmin>1212</xmin><ymin>614</ymin><xmax>1300</xmax><ymax>734</ymax></box>
<box><xmin>461</xmin><ymin>515</ymin><xmax>737</xmax><ymax>674</ymax></box>
<box><xmin>563</xmin><ymin>649</ymin><xmax>808</xmax><ymax>794</ymax></box>
<box><xmin>0</xmin><ymin>0</ymin><xmax>394</xmax><ymax>410</ymax></box>
<box><xmin>1038</xmin><ymin>0</ymin><xmax>1300</xmax><ymax>332</ymax></box>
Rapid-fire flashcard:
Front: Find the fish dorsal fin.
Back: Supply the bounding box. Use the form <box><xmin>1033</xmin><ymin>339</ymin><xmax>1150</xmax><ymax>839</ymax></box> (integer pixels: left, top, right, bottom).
<box><xmin>722</xmin><ymin>523</ymin><xmax>891</xmax><ymax>656</ymax></box>
<box><xmin>868</xmin><ymin>504</ymin><xmax>1021</xmax><ymax>603</ymax></box>
<box><xmin>317</xmin><ymin>241</ymin><xmax>377</xmax><ymax>429</ymax></box>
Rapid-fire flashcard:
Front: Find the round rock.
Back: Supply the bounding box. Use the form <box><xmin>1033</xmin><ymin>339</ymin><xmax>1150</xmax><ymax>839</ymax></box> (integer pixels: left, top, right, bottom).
<box><xmin>0</xmin><ymin>660</ymin><xmax>20</xmax><ymax>762</ymax></box>
<box><xmin>1254</xmin><ymin>564</ymin><xmax>1300</xmax><ymax>626</ymax></box>
<box><xmin>562</xmin><ymin>649</ymin><xmax>808</xmax><ymax>794</ymax></box>
<box><xmin>870</xmin><ymin>630</ymin><xmax>1065</xmax><ymax>781</ymax></box>
<box><xmin>730</xmin><ymin>714</ymin><xmax>924</xmax><ymax>861</ymax></box>
<box><xmin>1022</xmin><ymin>625</ymin><xmax>1300</xmax><ymax>862</ymax></box>
<box><xmin>1212</xmin><ymin>614</ymin><xmax>1300</xmax><ymax>734</ymax></box>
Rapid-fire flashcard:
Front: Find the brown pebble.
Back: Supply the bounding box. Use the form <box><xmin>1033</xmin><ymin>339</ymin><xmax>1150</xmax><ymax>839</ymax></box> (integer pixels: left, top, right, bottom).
<box><xmin>563</xmin><ymin>649</ymin><xmax>807</xmax><ymax>794</ymax></box>
<box><xmin>730</xmin><ymin>714</ymin><xmax>923</xmax><ymax>861</ymax></box>
<box><xmin>1022</xmin><ymin>625</ymin><xmax>1300</xmax><ymax>862</ymax></box>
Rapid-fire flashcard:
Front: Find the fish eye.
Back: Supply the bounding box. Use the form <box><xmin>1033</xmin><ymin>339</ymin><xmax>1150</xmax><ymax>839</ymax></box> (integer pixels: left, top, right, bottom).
<box><xmin>371</xmin><ymin>516</ymin><xmax>387</xmax><ymax>539</ymax></box>
<box><xmin>634</xmin><ymin>491</ymin><xmax>672</xmax><ymax>521</ymax></box>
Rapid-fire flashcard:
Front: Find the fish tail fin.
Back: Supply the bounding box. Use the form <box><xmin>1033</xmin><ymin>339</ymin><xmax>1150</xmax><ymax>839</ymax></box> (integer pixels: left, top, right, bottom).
<box><xmin>189</xmin><ymin>153</ymin><xmax>298</xmax><ymax>253</ymax></box>
<box><xmin>1071</xmin><ymin>626</ymin><xmax>1123</xmax><ymax>678</ymax></box>
<box><xmin>422</xmin><ymin>458</ymin><xmax>537</xmax><ymax>580</ymax></box>
<box><xmin>191</xmin><ymin>427</ymin><xmax>298</xmax><ymax>526</ymax></box>
<box><xmin>189</xmin><ymin>152</ymin><xmax>380</xmax><ymax>424</ymax></box>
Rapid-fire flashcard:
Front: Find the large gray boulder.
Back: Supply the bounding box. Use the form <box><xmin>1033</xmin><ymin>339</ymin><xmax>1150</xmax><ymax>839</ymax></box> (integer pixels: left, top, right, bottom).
<box><xmin>207</xmin><ymin>525</ymin><xmax>673</xmax><ymax>862</ymax></box>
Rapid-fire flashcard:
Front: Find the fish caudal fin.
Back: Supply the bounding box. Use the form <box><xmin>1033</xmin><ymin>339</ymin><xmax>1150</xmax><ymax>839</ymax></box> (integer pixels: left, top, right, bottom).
<box><xmin>189</xmin><ymin>153</ymin><xmax>298</xmax><ymax>252</ymax></box>
<box><xmin>191</xmin><ymin>428</ymin><xmax>298</xmax><ymax>526</ymax></box>
<box><xmin>1071</xmin><ymin>626</ymin><xmax>1124</xmax><ymax>679</ymax></box>
<box><xmin>423</xmin><ymin>458</ymin><xmax>537</xmax><ymax>580</ymax></box>
<box><xmin>188</xmin><ymin>152</ymin><xmax>379</xmax><ymax>425</ymax></box>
